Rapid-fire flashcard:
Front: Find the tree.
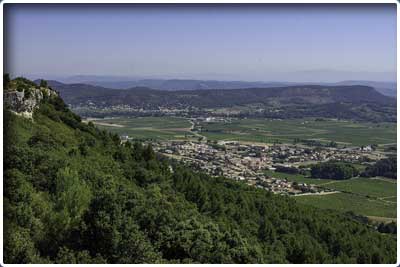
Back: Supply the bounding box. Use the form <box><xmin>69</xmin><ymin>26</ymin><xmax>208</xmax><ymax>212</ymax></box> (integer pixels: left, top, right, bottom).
<box><xmin>4</xmin><ymin>225</ymin><xmax>42</xmax><ymax>263</ymax></box>
<box><xmin>53</xmin><ymin>167</ymin><xmax>91</xmax><ymax>230</ymax></box>
<box><xmin>258</xmin><ymin>217</ymin><xmax>276</xmax><ymax>242</ymax></box>
<box><xmin>40</xmin><ymin>79</ymin><xmax>48</xmax><ymax>88</ymax></box>
<box><xmin>113</xmin><ymin>218</ymin><xmax>161</xmax><ymax>263</ymax></box>
<box><xmin>4</xmin><ymin>73</ymin><xmax>10</xmax><ymax>89</ymax></box>
<box><xmin>143</xmin><ymin>144</ymin><xmax>156</xmax><ymax>161</ymax></box>
<box><xmin>311</xmin><ymin>161</ymin><xmax>358</xmax><ymax>180</ymax></box>
<box><xmin>361</xmin><ymin>157</ymin><xmax>396</xmax><ymax>179</ymax></box>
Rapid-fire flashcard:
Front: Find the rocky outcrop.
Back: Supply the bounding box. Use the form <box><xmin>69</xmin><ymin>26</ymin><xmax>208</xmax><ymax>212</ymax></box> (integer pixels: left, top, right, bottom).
<box><xmin>4</xmin><ymin>87</ymin><xmax>58</xmax><ymax>119</ymax></box>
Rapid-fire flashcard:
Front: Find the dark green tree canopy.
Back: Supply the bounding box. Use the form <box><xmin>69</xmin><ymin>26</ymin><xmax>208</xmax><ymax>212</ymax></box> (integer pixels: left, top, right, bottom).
<box><xmin>311</xmin><ymin>161</ymin><xmax>359</xmax><ymax>180</ymax></box>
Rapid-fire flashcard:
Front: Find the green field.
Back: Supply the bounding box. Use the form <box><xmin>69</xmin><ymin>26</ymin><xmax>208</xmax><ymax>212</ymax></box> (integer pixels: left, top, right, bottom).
<box><xmin>320</xmin><ymin>177</ymin><xmax>396</xmax><ymax>199</ymax></box>
<box><xmin>89</xmin><ymin>117</ymin><xmax>395</xmax><ymax>146</ymax></box>
<box><xmin>264</xmin><ymin>170</ymin><xmax>335</xmax><ymax>185</ymax></box>
<box><xmin>200</xmin><ymin>118</ymin><xmax>396</xmax><ymax>146</ymax></box>
<box><xmin>295</xmin><ymin>192</ymin><xmax>396</xmax><ymax>219</ymax></box>
<box><xmin>267</xmin><ymin>170</ymin><xmax>397</xmax><ymax>219</ymax></box>
<box><xmin>89</xmin><ymin>117</ymin><xmax>193</xmax><ymax>140</ymax></box>
<box><xmin>382</xmin><ymin>196</ymin><xmax>397</xmax><ymax>202</ymax></box>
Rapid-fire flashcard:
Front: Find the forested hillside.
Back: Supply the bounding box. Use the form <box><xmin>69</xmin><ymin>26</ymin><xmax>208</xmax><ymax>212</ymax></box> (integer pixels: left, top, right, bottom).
<box><xmin>44</xmin><ymin>80</ymin><xmax>396</xmax><ymax>122</ymax></box>
<box><xmin>48</xmin><ymin>81</ymin><xmax>394</xmax><ymax>107</ymax></box>
<box><xmin>3</xmin><ymin>78</ymin><xmax>397</xmax><ymax>263</ymax></box>
<box><xmin>43</xmin><ymin>77</ymin><xmax>397</xmax><ymax>97</ymax></box>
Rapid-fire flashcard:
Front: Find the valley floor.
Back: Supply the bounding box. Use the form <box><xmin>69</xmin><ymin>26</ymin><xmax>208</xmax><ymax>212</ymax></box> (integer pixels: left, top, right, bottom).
<box><xmin>87</xmin><ymin>116</ymin><xmax>397</xmax><ymax>221</ymax></box>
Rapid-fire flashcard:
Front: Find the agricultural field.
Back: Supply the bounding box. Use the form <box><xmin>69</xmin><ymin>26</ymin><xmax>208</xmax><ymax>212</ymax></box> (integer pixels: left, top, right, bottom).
<box><xmin>295</xmin><ymin>192</ymin><xmax>396</xmax><ymax>219</ymax></box>
<box><xmin>264</xmin><ymin>170</ymin><xmax>335</xmax><ymax>185</ymax></box>
<box><xmin>87</xmin><ymin>116</ymin><xmax>194</xmax><ymax>140</ymax></box>
<box><xmin>268</xmin><ymin>170</ymin><xmax>397</xmax><ymax>220</ymax></box>
<box><xmin>320</xmin><ymin>177</ymin><xmax>396</xmax><ymax>199</ymax></box>
<box><xmin>199</xmin><ymin>118</ymin><xmax>396</xmax><ymax>146</ymax></box>
<box><xmin>87</xmin><ymin>116</ymin><xmax>396</xmax><ymax>147</ymax></box>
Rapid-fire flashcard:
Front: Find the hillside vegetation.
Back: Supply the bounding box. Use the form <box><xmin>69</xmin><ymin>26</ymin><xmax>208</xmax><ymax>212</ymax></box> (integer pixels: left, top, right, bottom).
<box><xmin>46</xmin><ymin>80</ymin><xmax>396</xmax><ymax>122</ymax></box>
<box><xmin>44</xmin><ymin>77</ymin><xmax>397</xmax><ymax>97</ymax></box>
<box><xmin>3</xmin><ymin>78</ymin><xmax>397</xmax><ymax>263</ymax></box>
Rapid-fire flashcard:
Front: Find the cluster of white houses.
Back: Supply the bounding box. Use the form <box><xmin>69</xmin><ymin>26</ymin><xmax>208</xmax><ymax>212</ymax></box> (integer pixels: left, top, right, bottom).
<box><xmin>144</xmin><ymin>139</ymin><xmax>381</xmax><ymax>195</ymax></box>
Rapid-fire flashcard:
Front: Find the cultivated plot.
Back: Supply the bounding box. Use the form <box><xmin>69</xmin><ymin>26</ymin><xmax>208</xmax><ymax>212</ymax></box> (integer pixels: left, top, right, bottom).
<box><xmin>90</xmin><ymin>117</ymin><xmax>193</xmax><ymax>140</ymax></box>
<box><xmin>200</xmin><ymin>119</ymin><xmax>396</xmax><ymax>146</ymax></box>
<box><xmin>295</xmin><ymin>192</ymin><xmax>396</xmax><ymax>219</ymax></box>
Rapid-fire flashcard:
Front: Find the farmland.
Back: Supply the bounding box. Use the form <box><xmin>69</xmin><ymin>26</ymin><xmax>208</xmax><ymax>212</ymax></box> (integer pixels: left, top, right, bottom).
<box><xmin>295</xmin><ymin>192</ymin><xmax>396</xmax><ymax>219</ymax></box>
<box><xmin>88</xmin><ymin>116</ymin><xmax>396</xmax><ymax>147</ymax></box>
<box><xmin>87</xmin><ymin>116</ymin><xmax>193</xmax><ymax>140</ymax></box>
<box><xmin>199</xmin><ymin>118</ymin><xmax>396</xmax><ymax>146</ymax></box>
<box><xmin>264</xmin><ymin>170</ymin><xmax>335</xmax><ymax>185</ymax></box>
<box><xmin>267</xmin><ymin>170</ymin><xmax>397</xmax><ymax>220</ymax></box>
<box><xmin>320</xmin><ymin>177</ymin><xmax>396</xmax><ymax>199</ymax></box>
<box><xmin>88</xmin><ymin>116</ymin><xmax>396</xmax><ymax>220</ymax></box>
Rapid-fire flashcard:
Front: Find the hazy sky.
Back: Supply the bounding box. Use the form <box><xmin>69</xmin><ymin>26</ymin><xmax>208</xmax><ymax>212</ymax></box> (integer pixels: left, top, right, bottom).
<box><xmin>4</xmin><ymin>4</ymin><xmax>397</xmax><ymax>82</ymax></box>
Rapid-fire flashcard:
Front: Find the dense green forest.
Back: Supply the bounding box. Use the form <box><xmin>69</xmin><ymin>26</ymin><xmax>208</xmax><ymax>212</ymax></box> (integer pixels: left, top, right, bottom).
<box><xmin>311</xmin><ymin>162</ymin><xmax>359</xmax><ymax>180</ymax></box>
<box><xmin>3</xmin><ymin>78</ymin><xmax>397</xmax><ymax>263</ymax></box>
<box><xmin>362</xmin><ymin>157</ymin><xmax>397</xmax><ymax>179</ymax></box>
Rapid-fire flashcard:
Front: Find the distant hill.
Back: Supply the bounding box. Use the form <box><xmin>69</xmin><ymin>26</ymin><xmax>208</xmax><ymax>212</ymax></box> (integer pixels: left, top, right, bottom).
<box><xmin>43</xmin><ymin>80</ymin><xmax>393</xmax><ymax>106</ymax></box>
<box><xmin>56</xmin><ymin>78</ymin><xmax>396</xmax><ymax>97</ymax></box>
<box><xmin>79</xmin><ymin>79</ymin><xmax>296</xmax><ymax>91</ymax></box>
<box><xmin>331</xmin><ymin>80</ymin><xmax>396</xmax><ymax>97</ymax></box>
<box><xmin>41</xmin><ymin>80</ymin><xmax>396</xmax><ymax>122</ymax></box>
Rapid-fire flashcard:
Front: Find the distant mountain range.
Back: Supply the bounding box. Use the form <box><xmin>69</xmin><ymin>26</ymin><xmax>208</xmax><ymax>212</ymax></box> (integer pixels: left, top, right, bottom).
<box><xmin>39</xmin><ymin>80</ymin><xmax>396</xmax><ymax>122</ymax></box>
<box><xmin>45</xmin><ymin>77</ymin><xmax>396</xmax><ymax>97</ymax></box>
<box><xmin>330</xmin><ymin>80</ymin><xmax>396</xmax><ymax>98</ymax></box>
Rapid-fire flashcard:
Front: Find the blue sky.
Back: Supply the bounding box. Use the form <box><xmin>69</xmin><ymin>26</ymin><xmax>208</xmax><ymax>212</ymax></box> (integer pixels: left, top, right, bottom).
<box><xmin>4</xmin><ymin>4</ymin><xmax>397</xmax><ymax>82</ymax></box>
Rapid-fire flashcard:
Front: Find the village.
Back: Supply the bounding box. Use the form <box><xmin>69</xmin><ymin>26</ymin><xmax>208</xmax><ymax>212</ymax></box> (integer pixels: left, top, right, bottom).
<box><xmin>145</xmin><ymin>139</ymin><xmax>384</xmax><ymax>196</ymax></box>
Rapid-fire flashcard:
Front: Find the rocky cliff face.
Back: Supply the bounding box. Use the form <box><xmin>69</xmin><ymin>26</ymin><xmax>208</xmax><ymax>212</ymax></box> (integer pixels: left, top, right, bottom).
<box><xmin>4</xmin><ymin>87</ymin><xmax>58</xmax><ymax>119</ymax></box>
